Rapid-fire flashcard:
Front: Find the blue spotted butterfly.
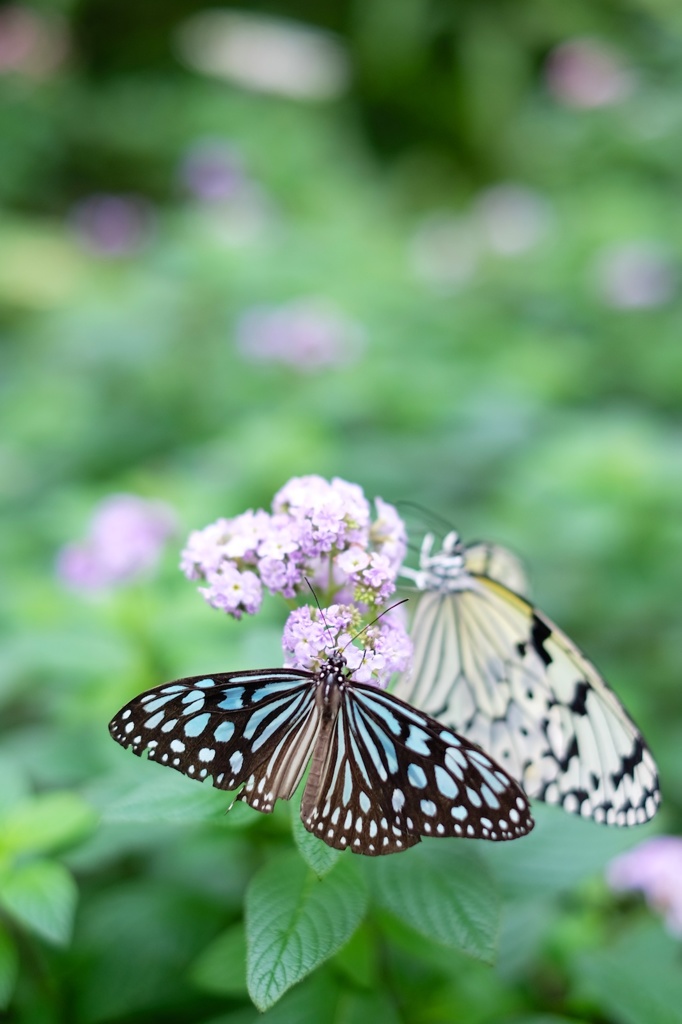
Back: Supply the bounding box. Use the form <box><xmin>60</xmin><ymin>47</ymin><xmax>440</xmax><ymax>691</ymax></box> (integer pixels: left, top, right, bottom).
<box><xmin>109</xmin><ymin>649</ymin><xmax>535</xmax><ymax>856</ymax></box>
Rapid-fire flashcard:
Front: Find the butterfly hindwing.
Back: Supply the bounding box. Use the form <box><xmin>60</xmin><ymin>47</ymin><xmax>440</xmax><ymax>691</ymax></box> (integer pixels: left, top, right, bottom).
<box><xmin>301</xmin><ymin>682</ymin><xmax>534</xmax><ymax>855</ymax></box>
<box><xmin>109</xmin><ymin>669</ymin><xmax>319</xmax><ymax>808</ymax></box>
<box><xmin>395</xmin><ymin>545</ymin><xmax>660</xmax><ymax>826</ymax></box>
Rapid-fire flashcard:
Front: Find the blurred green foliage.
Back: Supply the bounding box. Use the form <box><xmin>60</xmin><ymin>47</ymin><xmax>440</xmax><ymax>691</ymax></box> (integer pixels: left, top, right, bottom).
<box><xmin>2</xmin><ymin>0</ymin><xmax>682</xmax><ymax>1021</ymax></box>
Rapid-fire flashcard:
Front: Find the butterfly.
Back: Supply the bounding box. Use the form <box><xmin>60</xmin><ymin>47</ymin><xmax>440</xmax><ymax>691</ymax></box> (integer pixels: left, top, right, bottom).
<box><xmin>109</xmin><ymin>648</ymin><xmax>535</xmax><ymax>856</ymax></box>
<box><xmin>393</xmin><ymin>531</ymin><xmax>660</xmax><ymax>827</ymax></box>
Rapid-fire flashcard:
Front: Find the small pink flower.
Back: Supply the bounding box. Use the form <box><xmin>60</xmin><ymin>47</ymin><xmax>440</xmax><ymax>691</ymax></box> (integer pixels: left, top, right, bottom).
<box><xmin>282</xmin><ymin>604</ymin><xmax>411</xmax><ymax>688</ymax></box>
<box><xmin>593</xmin><ymin>242</ymin><xmax>676</xmax><ymax>310</ymax></box>
<box><xmin>607</xmin><ymin>836</ymin><xmax>682</xmax><ymax>936</ymax></box>
<box><xmin>545</xmin><ymin>38</ymin><xmax>634</xmax><ymax>109</ymax></box>
<box><xmin>236</xmin><ymin>299</ymin><xmax>364</xmax><ymax>372</ymax></box>
<box><xmin>70</xmin><ymin>194</ymin><xmax>155</xmax><ymax>258</ymax></box>
<box><xmin>57</xmin><ymin>494</ymin><xmax>176</xmax><ymax>592</ymax></box>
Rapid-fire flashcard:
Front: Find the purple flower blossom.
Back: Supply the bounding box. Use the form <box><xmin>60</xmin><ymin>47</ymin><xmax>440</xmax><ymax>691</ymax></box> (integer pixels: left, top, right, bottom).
<box><xmin>70</xmin><ymin>194</ymin><xmax>155</xmax><ymax>258</ymax></box>
<box><xmin>371</xmin><ymin>497</ymin><xmax>408</xmax><ymax>575</ymax></box>
<box><xmin>180</xmin><ymin>477</ymin><xmax>406</xmax><ymax>617</ymax></box>
<box><xmin>199</xmin><ymin>564</ymin><xmax>262</xmax><ymax>619</ymax></box>
<box><xmin>179</xmin><ymin>139</ymin><xmax>246</xmax><ymax>203</ymax></box>
<box><xmin>235</xmin><ymin>299</ymin><xmax>364</xmax><ymax>372</ymax></box>
<box><xmin>545</xmin><ymin>38</ymin><xmax>634</xmax><ymax>109</ymax></box>
<box><xmin>607</xmin><ymin>836</ymin><xmax>682</xmax><ymax>936</ymax></box>
<box><xmin>282</xmin><ymin>604</ymin><xmax>412</xmax><ymax>688</ymax></box>
<box><xmin>57</xmin><ymin>494</ymin><xmax>176</xmax><ymax>592</ymax></box>
<box><xmin>593</xmin><ymin>242</ymin><xmax>676</xmax><ymax>310</ymax></box>
<box><xmin>0</xmin><ymin>5</ymin><xmax>69</xmax><ymax>78</ymax></box>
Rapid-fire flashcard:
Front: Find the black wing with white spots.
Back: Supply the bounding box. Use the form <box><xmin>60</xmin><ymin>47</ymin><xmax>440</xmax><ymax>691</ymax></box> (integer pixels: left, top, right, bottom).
<box><xmin>300</xmin><ymin>682</ymin><xmax>534</xmax><ymax>855</ymax></box>
<box><xmin>395</xmin><ymin>533</ymin><xmax>660</xmax><ymax>826</ymax></box>
<box><xmin>109</xmin><ymin>656</ymin><xmax>535</xmax><ymax>856</ymax></box>
<box><xmin>109</xmin><ymin>670</ymin><xmax>320</xmax><ymax>810</ymax></box>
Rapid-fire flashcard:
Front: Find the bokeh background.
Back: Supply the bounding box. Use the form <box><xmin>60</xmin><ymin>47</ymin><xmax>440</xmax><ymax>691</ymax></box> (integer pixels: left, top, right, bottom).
<box><xmin>2</xmin><ymin>0</ymin><xmax>682</xmax><ymax>1021</ymax></box>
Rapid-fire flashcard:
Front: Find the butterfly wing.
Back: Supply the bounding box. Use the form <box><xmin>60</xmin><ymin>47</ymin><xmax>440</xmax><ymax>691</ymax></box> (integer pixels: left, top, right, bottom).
<box><xmin>109</xmin><ymin>669</ymin><xmax>320</xmax><ymax>811</ymax></box>
<box><xmin>394</xmin><ymin>578</ymin><xmax>660</xmax><ymax>825</ymax></box>
<box><xmin>464</xmin><ymin>541</ymin><xmax>529</xmax><ymax>597</ymax></box>
<box><xmin>301</xmin><ymin>683</ymin><xmax>534</xmax><ymax>855</ymax></box>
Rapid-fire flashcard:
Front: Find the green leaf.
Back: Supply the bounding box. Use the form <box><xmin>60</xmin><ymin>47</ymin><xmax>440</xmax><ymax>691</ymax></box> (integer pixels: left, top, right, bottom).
<box><xmin>0</xmin><ymin>792</ymin><xmax>97</xmax><ymax>857</ymax></box>
<box><xmin>291</xmin><ymin>804</ymin><xmax>341</xmax><ymax>878</ymax></box>
<box><xmin>245</xmin><ymin>851</ymin><xmax>368</xmax><ymax>1010</ymax></box>
<box><xmin>190</xmin><ymin>923</ymin><xmax>248</xmax><ymax>996</ymax></box>
<box><xmin>103</xmin><ymin>772</ymin><xmax>245</xmax><ymax>823</ymax></box>
<box><xmin>0</xmin><ymin>920</ymin><xmax>18</xmax><ymax>1010</ymax></box>
<box><xmin>331</xmin><ymin>921</ymin><xmax>377</xmax><ymax>989</ymax></box>
<box><xmin>259</xmin><ymin>971</ymin><xmax>339</xmax><ymax>1024</ymax></box>
<box><xmin>0</xmin><ymin>859</ymin><xmax>77</xmax><ymax>945</ymax></box>
<box><xmin>335</xmin><ymin>989</ymin><xmax>400</xmax><ymax>1024</ymax></box>
<box><xmin>504</xmin><ymin>1017</ymin><xmax>579</xmax><ymax>1024</ymax></box>
<box><xmin>365</xmin><ymin>841</ymin><xmax>499</xmax><ymax>963</ymax></box>
<box><xmin>482</xmin><ymin>803</ymin><xmax>657</xmax><ymax>898</ymax></box>
<box><xmin>569</xmin><ymin>921</ymin><xmax>682</xmax><ymax>1024</ymax></box>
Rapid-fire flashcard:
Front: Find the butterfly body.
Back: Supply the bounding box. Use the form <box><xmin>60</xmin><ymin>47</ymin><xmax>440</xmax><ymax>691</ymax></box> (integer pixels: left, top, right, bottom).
<box><xmin>395</xmin><ymin>531</ymin><xmax>660</xmax><ymax>827</ymax></box>
<box><xmin>110</xmin><ymin>650</ymin><xmax>535</xmax><ymax>856</ymax></box>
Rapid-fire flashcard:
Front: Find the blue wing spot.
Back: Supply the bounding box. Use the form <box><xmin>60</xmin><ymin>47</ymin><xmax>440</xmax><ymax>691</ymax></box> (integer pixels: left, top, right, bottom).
<box><xmin>420</xmin><ymin>799</ymin><xmax>437</xmax><ymax>816</ymax></box>
<box><xmin>160</xmin><ymin>685</ymin><xmax>185</xmax><ymax>695</ymax></box>
<box><xmin>182</xmin><ymin>699</ymin><xmax>205</xmax><ymax>716</ymax></box>
<box><xmin>196</xmin><ymin>678</ymin><xmax>216</xmax><ymax>688</ymax></box>
<box><xmin>434</xmin><ymin>765</ymin><xmax>459</xmax><ymax>798</ymax></box>
<box><xmin>184</xmin><ymin>713</ymin><xmax>211</xmax><ymax>737</ymax></box>
<box><xmin>199</xmin><ymin>747</ymin><xmax>215</xmax><ymax>762</ymax></box>
<box><xmin>214</xmin><ymin>721</ymin><xmax>234</xmax><ymax>742</ymax></box>
<box><xmin>229</xmin><ymin>750</ymin><xmax>243</xmax><ymax>773</ymax></box>
<box><xmin>406</xmin><ymin>725</ymin><xmax>431</xmax><ymax>755</ymax></box>
<box><xmin>451</xmin><ymin>805</ymin><xmax>468</xmax><ymax>820</ymax></box>
<box><xmin>218</xmin><ymin>688</ymin><xmax>244</xmax><ymax>710</ymax></box>
<box><xmin>444</xmin><ymin>748</ymin><xmax>466</xmax><ymax>779</ymax></box>
<box><xmin>144</xmin><ymin>711</ymin><xmax>165</xmax><ymax>729</ymax></box>
<box><xmin>161</xmin><ymin>718</ymin><xmax>178</xmax><ymax>732</ymax></box>
<box><xmin>142</xmin><ymin>694</ymin><xmax>176</xmax><ymax>713</ymax></box>
<box><xmin>342</xmin><ymin>763</ymin><xmax>353</xmax><ymax>806</ymax></box>
<box><xmin>480</xmin><ymin>783</ymin><xmax>500</xmax><ymax>808</ymax></box>
<box><xmin>466</xmin><ymin>787</ymin><xmax>483</xmax><ymax>808</ymax></box>
<box><xmin>407</xmin><ymin>764</ymin><xmax>428</xmax><ymax>788</ymax></box>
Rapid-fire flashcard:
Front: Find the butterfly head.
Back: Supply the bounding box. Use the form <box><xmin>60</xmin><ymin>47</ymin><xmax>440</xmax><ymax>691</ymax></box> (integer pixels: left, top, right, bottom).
<box><xmin>418</xmin><ymin>530</ymin><xmax>466</xmax><ymax>583</ymax></box>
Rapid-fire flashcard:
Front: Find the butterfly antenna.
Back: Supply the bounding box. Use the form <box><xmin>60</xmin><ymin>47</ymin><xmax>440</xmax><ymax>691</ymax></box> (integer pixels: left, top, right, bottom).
<box><xmin>341</xmin><ymin>598</ymin><xmax>409</xmax><ymax>654</ymax></box>
<box><xmin>304</xmin><ymin>577</ymin><xmax>335</xmax><ymax>650</ymax></box>
<box><xmin>394</xmin><ymin>500</ymin><xmax>453</xmax><ymax>535</ymax></box>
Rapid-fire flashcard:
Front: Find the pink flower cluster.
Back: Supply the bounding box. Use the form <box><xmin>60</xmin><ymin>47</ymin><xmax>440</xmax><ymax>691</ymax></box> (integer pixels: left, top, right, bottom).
<box><xmin>282</xmin><ymin>603</ymin><xmax>412</xmax><ymax>689</ymax></box>
<box><xmin>57</xmin><ymin>494</ymin><xmax>176</xmax><ymax>591</ymax></box>
<box><xmin>180</xmin><ymin>476</ymin><xmax>407</xmax><ymax>619</ymax></box>
<box><xmin>607</xmin><ymin>836</ymin><xmax>682</xmax><ymax>937</ymax></box>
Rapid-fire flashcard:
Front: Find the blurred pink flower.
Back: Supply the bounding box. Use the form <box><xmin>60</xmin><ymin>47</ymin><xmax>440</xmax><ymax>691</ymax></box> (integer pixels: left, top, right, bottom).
<box><xmin>179</xmin><ymin>139</ymin><xmax>247</xmax><ymax>202</ymax></box>
<box><xmin>235</xmin><ymin>299</ymin><xmax>364</xmax><ymax>371</ymax></box>
<box><xmin>474</xmin><ymin>184</ymin><xmax>551</xmax><ymax>256</ymax></box>
<box><xmin>607</xmin><ymin>836</ymin><xmax>682</xmax><ymax>936</ymax></box>
<box><xmin>545</xmin><ymin>38</ymin><xmax>634</xmax><ymax>109</ymax></box>
<box><xmin>57</xmin><ymin>494</ymin><xmax>176</xmax><ymax>591</ymax></box>
<box><xmin>593</xmin><ymin>242</ymin><xmax>676</xmax><ymax>309</ymax></box>
<box><xmin>0</xmin><ymin>5</ymin><xmax>68</xmax><ymax>77</ymax></box>
<box><xmin>70</xmin><ymin>194</ymin><xmax>155</xmax><ymax>258</ymax></box>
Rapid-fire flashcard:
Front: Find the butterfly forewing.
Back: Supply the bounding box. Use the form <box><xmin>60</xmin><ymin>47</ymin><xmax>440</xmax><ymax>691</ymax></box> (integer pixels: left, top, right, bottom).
<box><xmin>108</xmin><ymin>669</ymin><xmax>319</xmax><ymax>807</ymax></box>
<box><xmin>395</xmin><ymin>538</ymin><xmax>660</xmax><ymax>826</ymax></box>
<box><xmin>301</xmin><ymin>683</ymin><xmax>534</xmax><ymax>855</ymax></box>
<box><xmin>464</xmin><ymin>541</ymin><xmax>529</xmax><ymax>597</ymax></box>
